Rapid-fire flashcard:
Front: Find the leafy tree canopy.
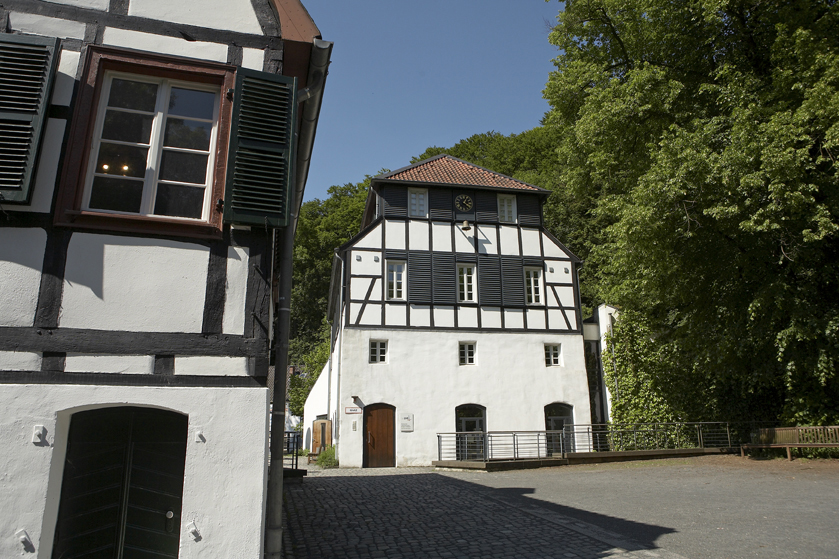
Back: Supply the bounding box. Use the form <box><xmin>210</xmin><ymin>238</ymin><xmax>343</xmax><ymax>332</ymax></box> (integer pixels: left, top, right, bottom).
<box><xmin>545</xmin><ymin>0</ymin><xmax>839</xmax><ymax>423</ymax></box>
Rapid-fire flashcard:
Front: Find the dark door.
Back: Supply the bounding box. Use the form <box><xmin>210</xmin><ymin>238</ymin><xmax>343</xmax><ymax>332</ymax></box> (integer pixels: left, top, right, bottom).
<box><xmin>455</xmin><ymin>405</ymin><xmax>486</xmax><ymax>460</ymax></box>
<box><xmin>363</xmin><ymin>404</ymin><xmax>395</xmax><ymax>468</ymax></box>
<box><xmin>52</xmin><ymin>407</ymin><xmax>188</xmax><ymax>559</ymax></box>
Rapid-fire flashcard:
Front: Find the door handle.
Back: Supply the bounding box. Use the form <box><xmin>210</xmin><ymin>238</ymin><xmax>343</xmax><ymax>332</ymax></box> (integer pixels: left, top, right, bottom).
<box><xmin>165</xmin><ymin>510</ymin><xmax>175</xmax><ymax>533</ymax></box>
<box><xmin>367</xmin><ymin>432</ymin><xmax>371</xmax><ymax>445</ymax></box>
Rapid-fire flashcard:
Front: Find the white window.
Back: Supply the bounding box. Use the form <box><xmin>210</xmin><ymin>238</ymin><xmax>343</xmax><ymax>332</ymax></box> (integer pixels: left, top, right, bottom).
<box><xmin>458</xmin><ymin>264</ymin><xmax>476</xmax><ymax>302</ymax></box>
<box><xmin>498</xmin><ymin>194</ymin><xmax>516</xmax><ymax>223</ymax></box>
<box><xmin>83</xmin><ymin>73</ymin><xmax>220</xmax><ymax>220</ymax></box>
<box><xmin>545</xmin><ymin>344</ymin><xmax>561</xmax><ymax>366</ymax></box>
<box><xmin>408</xmin><ymin>188</ymin><xmax>428</xmax><ymax>217</ymax></box>
<box><xmin>370</xmin><ymin>340</ymin><xmax>387</xmax><ymax>363</ymax></box>
<box><xmin>386</xmin><ymin>261</ymin><xmax>406</xmax><ymax>300</ymax></box>
<box><xmin>459</xmin><ymin>342</ymin><xmax>476</xmax><ymax>365</ymax></box>
<box><xmin>525</xmin><ymin>267</ymin><xmax>543</xmax><ymax>305</ymax></box>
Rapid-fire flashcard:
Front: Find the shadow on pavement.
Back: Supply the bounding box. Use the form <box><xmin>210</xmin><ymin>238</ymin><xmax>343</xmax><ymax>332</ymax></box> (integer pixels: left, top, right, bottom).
<box><xmin>284</xmin><ymin>473</ymin><xmax>677</xmax><ymax>559</ymax></box>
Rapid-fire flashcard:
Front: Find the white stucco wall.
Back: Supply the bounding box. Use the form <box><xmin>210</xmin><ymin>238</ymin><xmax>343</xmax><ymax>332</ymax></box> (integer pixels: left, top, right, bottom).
<box><xmin>302</xmin><ymin>362</ymin><xmax>330</xmax><ymax>450</ymax></box>
<box><xmin>0</xmin><ymin>384</ymin><xmax>268</xmax><ymax>559</ymax></box>
<box><xmin>60</xmin><ymin>233</ymin><xmax>209</xmax><ymax>332</ymax></box>
<box><xmin>9</xmin><ymin>12</ymin><xmax>86</xmax><ymax>39</ymax></box>
<box><xmin>222</xmin><ymin>245</ymin><xmax>249</xmax><ymax>335</ymax></box>
<box><xmin>128</xmin><ymin>0</ymin><xmax>263</xmax><ymax>34</ymax></box>
<box><xmin>334</xmin><ymin>328</ymin><xmax>591</xmax><ymax>467</ymax></box>
<box><xmin>43</xmin><ymin>0</ymin><xmax>108</xmax><ymax>10</ymax></box>
<box><xmin>0</xmin><ymin>228</ymin><xmax>47</xmax><ymax>327</ymax></box>
<box><xmin>102</xmin><ymin>27</ymin><xmax>229</xmax><ymax>62</ymax></box>
<box><xmin>0</xmin><ymin>351</ymin><xmax>42</xmax><ymax>371</ymax></box>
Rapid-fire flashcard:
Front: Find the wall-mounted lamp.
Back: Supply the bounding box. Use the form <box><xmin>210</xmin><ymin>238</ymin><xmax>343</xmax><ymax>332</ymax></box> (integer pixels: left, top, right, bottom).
<box><xmin>461</xmin><ymin>220</ymin><xmax>471</xmax><ymax>232</ymax></box>
<box><xmin>355</xmin><ymin>255</ymin><xmax>361</xmax><ymax>261</ymax></box>
<box><xmin>373</xmin><ymin>256</ymin><xmax>380</xmax><ymax>262</ymax></box>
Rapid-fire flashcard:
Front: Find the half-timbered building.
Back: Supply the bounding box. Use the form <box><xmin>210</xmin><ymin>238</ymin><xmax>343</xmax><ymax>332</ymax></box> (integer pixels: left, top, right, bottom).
<box><xmin>304</xmin><ymin>155</ymin><xmax>593</xmax><ymax>467</ymax></box>
<box><xmin>0</xmin><ymin>1</ymin><xmax>330</xmax><ymax>556</ymax></box>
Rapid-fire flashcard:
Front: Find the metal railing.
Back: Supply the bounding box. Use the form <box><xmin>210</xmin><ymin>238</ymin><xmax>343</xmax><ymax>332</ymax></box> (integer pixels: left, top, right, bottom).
<box><xmin>283</xmin><ymin>430</ymin><xmax>302</xmax><ymax>470</ymax></box>
<box><xmin>437</xmin><ymin>422</ymin><xmax>749</xmax><ymax>462</ymax></box>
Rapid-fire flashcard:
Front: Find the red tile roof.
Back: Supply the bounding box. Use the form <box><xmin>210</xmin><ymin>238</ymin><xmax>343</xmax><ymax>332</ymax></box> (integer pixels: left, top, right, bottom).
<box><xmin>378</xmin><ymin>155</ymin><xmax>543</xmax><ymax>191</ymax></box>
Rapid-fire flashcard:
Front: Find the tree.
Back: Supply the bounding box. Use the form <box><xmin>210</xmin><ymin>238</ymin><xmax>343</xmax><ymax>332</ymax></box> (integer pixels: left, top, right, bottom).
<box><xmin>544</xmin><ymin>0</ymin><xmax>839</xmax><ymax>424</ymax></box>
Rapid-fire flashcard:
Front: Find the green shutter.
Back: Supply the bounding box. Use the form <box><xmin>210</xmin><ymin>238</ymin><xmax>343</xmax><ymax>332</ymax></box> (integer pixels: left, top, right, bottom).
<box><xmin>224</xmin><ymin>68</ymin><xmax>297</xmax><ymax>228</ymax></box>
<box><xmin>0</xmin><ymin>34</ymin><xmax>59</xmax><ymax>204</ymax></box>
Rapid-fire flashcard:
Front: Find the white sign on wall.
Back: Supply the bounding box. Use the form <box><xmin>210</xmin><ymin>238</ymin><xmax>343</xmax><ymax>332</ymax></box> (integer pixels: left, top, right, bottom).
<box><xmin>345</xmin><ymin>406</ymin><xmax>362</xmax><ymax>414</ymax></box>
<box><xmin>400</xmin><ymin>413</ymin><xmax>414</xmax><ymax>432</ymax></box>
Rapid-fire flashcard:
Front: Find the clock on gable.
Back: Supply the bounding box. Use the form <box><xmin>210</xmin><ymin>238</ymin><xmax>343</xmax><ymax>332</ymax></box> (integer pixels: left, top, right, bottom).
<box><xmin>454</xmin><ymin>194</ymin><xmax>473</xmax><ymax>212</ymax></box>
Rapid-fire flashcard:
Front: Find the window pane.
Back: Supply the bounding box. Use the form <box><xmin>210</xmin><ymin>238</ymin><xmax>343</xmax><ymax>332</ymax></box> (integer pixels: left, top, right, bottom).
<box><xmin>153</xmin><ymin>183</ymin><xmax>205</xmax><ymax>219</ymax></box>
<box><xmin>159</xmin><ymin>150</ymin><xmax>209</xmax><ymax>184</ymax></box>
<box><xmin>101</xmin><ymin>110</ymin><xmax>154</xmax><ymax>144</ymax></box>
<box><xmin>95</xmin><ymin>142</ymin><xmax>148</xmax><ymax>178</ymax></box>
<box><xmin>89</xmin><ymin>176</ymin><xmax>144</xmax><ymax>213</ymax></box>
<box><xmin>108</xmin><ymin>78</ymin><xmax>158</xmax><ymax>112</ymax></box>
<box><xmin>164</xmin><ymin>118</ymin><xmax>212</xmax><ymax>150</ymax></box>
<box><xmin>168</xmin><ymin>88</ymin><xmax>216</xmax><ymax>120</ymax></box>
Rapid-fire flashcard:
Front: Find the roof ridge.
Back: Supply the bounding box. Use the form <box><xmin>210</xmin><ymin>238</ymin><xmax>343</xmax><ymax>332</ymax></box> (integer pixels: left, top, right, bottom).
<box><xmin>375</xmin><ymin>154</ymin><xmax>545</xmax><ymax>192</ymax></box>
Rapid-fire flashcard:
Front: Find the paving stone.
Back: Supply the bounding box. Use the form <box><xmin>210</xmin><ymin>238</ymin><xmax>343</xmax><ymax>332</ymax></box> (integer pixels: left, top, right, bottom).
<box><xmin>283</xmin><ymin>467</ymin><xmax>687</xmax><ymax>559</ymax></box>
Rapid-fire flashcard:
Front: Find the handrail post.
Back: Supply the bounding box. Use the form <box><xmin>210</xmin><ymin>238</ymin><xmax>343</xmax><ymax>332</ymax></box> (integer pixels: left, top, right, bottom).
<box><xmin>513</xmin><ymin>432</ymin><xmax>518</xmax><ymax>460</ymax></box>
<box><xmin>484</xmin><ymin>432</ymin><xmax>489</xmax><ymax>462</ymax></box>
<box><xmin>438</xmin><ymin>435</ymin><xmax>442</xmax><ymax>462</ymax></box>
<box><xmin>726</xmin><ymin>423</ymin><xmax>732</xmax><ymax>448</ymax></box>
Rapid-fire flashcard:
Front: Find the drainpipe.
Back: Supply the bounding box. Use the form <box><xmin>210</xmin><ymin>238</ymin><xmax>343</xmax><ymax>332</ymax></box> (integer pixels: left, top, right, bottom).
<box><xmin>265</xmin><ymin>38</ymin><xmax>332</xmax><ymax>559</ymax></box>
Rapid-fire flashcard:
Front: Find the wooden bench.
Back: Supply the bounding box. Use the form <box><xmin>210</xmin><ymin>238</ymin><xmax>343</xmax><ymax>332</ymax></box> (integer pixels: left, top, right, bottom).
<box><xmin>741</xmin><ymin>426</ymin><xmax>839</xmax><ymax>460</ymax></box>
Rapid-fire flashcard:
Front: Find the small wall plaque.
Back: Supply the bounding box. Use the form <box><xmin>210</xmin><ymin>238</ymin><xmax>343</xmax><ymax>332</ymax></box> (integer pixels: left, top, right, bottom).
<box><xmin>345</xmin><ymin>406</ymin><xmax>362</xmax><ymax>414</ymax></box>
<box><xmin>400</xmin><ymin>413</ymin><xmax>414</xmax><ymax>432</ymax></box>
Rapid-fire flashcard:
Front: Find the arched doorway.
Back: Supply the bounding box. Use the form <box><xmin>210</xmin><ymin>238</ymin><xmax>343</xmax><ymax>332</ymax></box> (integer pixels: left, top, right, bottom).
<box><xmin>363</xmin><ymin>403</ymin><xmax>395</xmax><ymax>467</ymax></box>
<box><xmin>52</xmin><ymin>406</ymin><xmax>188</xmax><ymax>559</ymax></box>
<box><xmin>455</xmin><ymin>404</ymin><xmax>486</xmax><ymax>460</ymax></box>
<box><xmin>544</xmin><ymin>403</ymin><xmax>574</xmax><ymax>455</ymax></box>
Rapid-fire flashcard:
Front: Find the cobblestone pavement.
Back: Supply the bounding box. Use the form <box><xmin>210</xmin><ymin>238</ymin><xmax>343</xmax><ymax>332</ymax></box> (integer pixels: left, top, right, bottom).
<box><xmin>283</xmin><ymin>466</ymin><xmax>687</xmax><ymax>559</ymax></box>
<box><xmin>284</xmin><ymin>456</ymin><xmax>839</xmax><ymax>559</ymax></box>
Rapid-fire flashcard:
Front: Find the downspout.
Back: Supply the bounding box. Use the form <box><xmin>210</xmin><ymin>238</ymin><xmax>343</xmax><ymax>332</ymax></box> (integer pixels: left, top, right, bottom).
<box><xmin>265</xmin><ymin>38</ymin><xmax>332</xmax><ymax>559</ymax></box>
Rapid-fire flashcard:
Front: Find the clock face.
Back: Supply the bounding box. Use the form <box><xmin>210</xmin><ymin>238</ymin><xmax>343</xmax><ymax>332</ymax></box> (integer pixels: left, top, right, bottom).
<box><xmin>454</xmin><ymin>194</ymin><xmax>473</xmax><ymax>212</ymax></box>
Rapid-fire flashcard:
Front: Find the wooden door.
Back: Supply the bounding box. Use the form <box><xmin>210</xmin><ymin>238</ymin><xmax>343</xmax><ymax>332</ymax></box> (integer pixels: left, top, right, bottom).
<box><xmin>363</xmin><ymin>404</ymin><xmax>395</xmax><ymax>468</ymax></box>
<box><xmin>52</xmin><ymin>407</ymin><xmax>188</xmax><ymax>559</ymax></box>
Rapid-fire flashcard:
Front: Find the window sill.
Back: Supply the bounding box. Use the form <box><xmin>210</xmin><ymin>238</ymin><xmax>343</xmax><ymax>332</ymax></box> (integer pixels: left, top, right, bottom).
<box><xmin>55</xmin><ymin>209</ymin><xmax>224</xmax><ymax>240</ymax></box>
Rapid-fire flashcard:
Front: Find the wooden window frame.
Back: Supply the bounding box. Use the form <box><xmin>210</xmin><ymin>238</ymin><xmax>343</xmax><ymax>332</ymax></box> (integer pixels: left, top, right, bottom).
<box><xmin>524</xmin><ymin>266</ymin><xmax>543</xmax><ymax>305</ymax></box>
<box><xmin>369</xmin><ymin>340</ymin><xmax>387</xmax><ymax>363</ymax></box>
<box><xmin>459</xmin><ymin>342</ymin><xmax>476</xmax><ymax>366</ymax></box>
<box><xmin>457</xmin><ymin>263</ymin><xmax>476</xmax><ymax>303</ymax></box>
<box><xmin>55</xmin><ymin>46</ymin><xmax>236</xmax><ymax>239</ymax></box>
<box><xmin>408</xmin><ymin>188</ymin><xmax>428</xmax><ymax>218</ymax></box>
<box><xmin>386</xmin><ymin>260</ymin><xmax>406</xmax><ymax>301</ymax></box>
<box><xmin>498</xmin><ymin>194</ymin><xmax>516</xmax><ymax>223</ymax></box>
<box><xmin>545</xmin><ymin>344</ymin><xmax>561</xmax><ymax>366</ymax></box>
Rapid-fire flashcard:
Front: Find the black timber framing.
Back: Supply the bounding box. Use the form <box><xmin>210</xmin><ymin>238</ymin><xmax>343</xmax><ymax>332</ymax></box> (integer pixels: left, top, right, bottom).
<box><xmin>34</xmin><ymin>228</ymin><xmax>71</xmax><ymax>328</ymax></box>
<box><xmin>0</xmin><ymin>327</ymin><xmax>265</xmax><ymax>357</ymax></box>
<box><xmin>0</xmin><ymin>370</ymin><xmax>267</xmax><ymax>387</ymax></box>
<box><xmin>202</xmin><ymin>229</ymin><xmax>230</xmax><ymax>334</ymax></box>
<box><xmin>249</xmin><ymin>0</ymin><xmax>281</xmax><ymax>37</ymax></box>
<box><xmin>41</xmin><ymin>351</ymin><xmax>65</xmax><ymax>372</ymax></box>
<box><xmin>2</xmin><ymin>0</ymin><xmax>283</xmax><ymax>49</ymax></box>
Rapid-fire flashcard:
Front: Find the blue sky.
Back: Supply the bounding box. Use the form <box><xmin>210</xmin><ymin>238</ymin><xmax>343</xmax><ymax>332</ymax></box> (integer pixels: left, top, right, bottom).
<box><xmin>301</xmin><ymin>0</ymin><xmax>564</xmax><ymax>201</ymax></box>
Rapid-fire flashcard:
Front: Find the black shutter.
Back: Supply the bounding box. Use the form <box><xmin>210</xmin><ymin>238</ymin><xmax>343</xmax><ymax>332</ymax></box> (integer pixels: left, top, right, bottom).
<box><xmin>429</xmin><ymin>188</ymin><xmax>452</xmax><ymax>220</ymax></box>
<box><xmin>501</xmin><ymin>257</ymin><xmax>525</xmax><ymax>306</ymax></box>
<box><xmin>432</xmin><ymin>253</ymin><xmax>456</xmax><ymax>305</ymax></box>
<box><xmin>224</xmin><ymin>68</ymin><xmax>297</xmax><ymax>227</ymax></box>
<box><xmin>408</xmin><ymin>251</ymin><xmax>431</xmax><ymax>303</ymax></box>
<box><xmin>518</xmin><ymin>195</ymin><xmax>541</xmax><ymax>226</ymax></box>
<box><xmin>0</xmin><ymin>34</ymin><xmax>58</xmax><ymax>204</ymax></box>
<box><xmin>475</xmin><ymin>191</ymin><xmax>497</xmax><ymax>222</ymax></box>
<box><xmin>382</xmin><ymin>185</ymin><xmax>407</xmax><ymax>217</ymax></box>
<box><xmin>478</xmin><ymin>255</ymin><xmax>502</xmax><ymax>306</ymax></box>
